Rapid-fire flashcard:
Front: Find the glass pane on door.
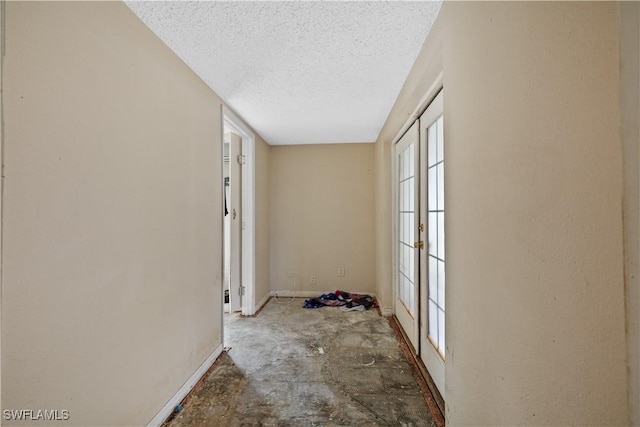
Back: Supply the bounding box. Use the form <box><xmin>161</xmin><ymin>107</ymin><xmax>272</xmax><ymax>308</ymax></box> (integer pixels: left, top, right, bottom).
<box><xmin>427</xmin><ymin>114</ymin><xmax>445</xmax><ymax>358</ymax></box>
<box><xmin>398</xmin><ymin>143</ymin><xmax>415</xmax><ymax>315</ymax></box>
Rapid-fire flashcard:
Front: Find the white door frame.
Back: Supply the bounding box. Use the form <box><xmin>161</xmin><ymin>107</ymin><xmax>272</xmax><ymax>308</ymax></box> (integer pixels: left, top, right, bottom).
<box><xmin>223</xmin><ymin>106</ymin><xmax>256</xmax><ymax>316</ymax></box>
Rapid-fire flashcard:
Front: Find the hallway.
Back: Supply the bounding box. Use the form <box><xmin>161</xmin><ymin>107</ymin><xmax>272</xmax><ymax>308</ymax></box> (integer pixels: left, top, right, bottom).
<box><xmin>165</xmin><ymin>298</ymin><xmax>438</xmax><ymax>426</ymax></box>
<box><xmin>2</xmin><ymin>2</ymin><xmax>637</xmax><ymax>425</ymax></box>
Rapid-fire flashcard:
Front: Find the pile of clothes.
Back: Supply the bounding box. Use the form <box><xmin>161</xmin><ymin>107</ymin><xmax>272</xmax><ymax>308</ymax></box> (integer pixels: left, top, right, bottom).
<box><xmin>303</xmin><ymin>290</ymin><xmax>378</xmax><ymax>312</ymax></box>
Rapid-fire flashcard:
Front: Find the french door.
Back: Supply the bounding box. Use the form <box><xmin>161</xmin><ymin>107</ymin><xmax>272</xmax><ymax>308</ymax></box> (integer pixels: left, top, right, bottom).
<box><xmin>395</xmin><ymin>90</ymin><xmax>445</xmax><ymax>398</ymax></box>
<box><xmin>419</xmin><ymin>91</ymin><xmax>445</xmax><ymax>396</ymax></box>
<box><xmin>395</xmin><ymin>122</ymin><xmax>420</xmax><ymax>349</ymax></box>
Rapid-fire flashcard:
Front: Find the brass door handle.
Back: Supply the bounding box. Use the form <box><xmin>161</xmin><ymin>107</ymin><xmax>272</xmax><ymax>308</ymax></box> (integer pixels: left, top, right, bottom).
<box><xmin>414</xmin><ymin>241</ymin><xmax>424</xmax><ymax>249</ymax></box>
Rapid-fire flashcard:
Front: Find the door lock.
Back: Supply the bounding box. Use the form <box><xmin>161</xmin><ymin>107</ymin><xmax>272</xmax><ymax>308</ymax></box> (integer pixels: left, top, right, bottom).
<box><xmin>414</xmin><ymin>241</ymin><xmax>424</xmax><ymax>249</ymax></box>
<box><xmin>232</xmin><ymin>208</ymin><xmax>237</xmax><ymax>220</ymax></box>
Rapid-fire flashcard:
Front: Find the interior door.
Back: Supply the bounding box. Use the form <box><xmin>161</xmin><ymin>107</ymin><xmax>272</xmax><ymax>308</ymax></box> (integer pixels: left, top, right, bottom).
<box><xmin>419</xmin><ymin>90</ymin><xmax>445</xmax><ymax>397</ymax></box>
<box><xmin>229</xmin><ymin>132</ymin><xmax>243</xmax><ymax>313</ymax></box>
<box><xmin>395</xmin><ymin>122</ymin><xmax>420</xmax><ymax>350</ymax></box>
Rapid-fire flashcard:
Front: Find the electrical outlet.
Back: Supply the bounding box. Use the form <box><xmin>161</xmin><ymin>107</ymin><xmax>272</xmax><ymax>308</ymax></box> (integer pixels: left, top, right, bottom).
<box><xmin>338</xmin><ymin>267</ymin><xmax>345</xmax><ymax>277</ymax></box>
<box><xmin>287</xmin><ymin>271</ymin><xmax>294</xmax><ymax>278</ymax></box>
<box><xmin>311</xmin><ymin>275</ymin><xmax>316</xmax><ymax>284</ymax></box>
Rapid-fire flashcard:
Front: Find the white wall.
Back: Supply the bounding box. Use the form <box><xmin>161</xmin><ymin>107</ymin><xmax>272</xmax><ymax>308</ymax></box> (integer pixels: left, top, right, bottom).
<box><xmin>2</xmin><ymin>2</ymin><xmax>225</xmax><ymax>425</ymax></box>
<box><xmin>377</xmin><ymin>1</ymin><xmax>629</xmax><ymax>424</ymax></box>
<box><xmin>270</xmin><ymin>144</ymin><xmax>375</xmax><ymax>295</ymax></box>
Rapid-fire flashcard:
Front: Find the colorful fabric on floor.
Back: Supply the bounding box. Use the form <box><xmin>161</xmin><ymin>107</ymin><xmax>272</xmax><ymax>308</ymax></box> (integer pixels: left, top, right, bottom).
<box><xmin>303</xmin><ymin>290</ymin><xmax>377</xmax><ymax>310</ymax></box>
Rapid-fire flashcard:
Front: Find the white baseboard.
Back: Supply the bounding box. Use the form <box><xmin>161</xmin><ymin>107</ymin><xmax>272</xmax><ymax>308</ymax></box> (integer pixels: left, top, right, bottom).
<box><xmin>271</xmin><ymin>290</ymin><xmax>327</xmax><ymax>298</ymax></box>
<box><xmin>254</xmin><ymin>291</ymin><xmax>271</xmax><ymax>313</ymax></box>
<box><xmin>147</xmin><ymin>343</ymin><xmax>224</xmax><ymax>427</ymax></box>
<box><xmin>270</xmin><ymin>290</ymin><xmax>377</xmax><ymax>298</ymax></box>
<box><xmin>381</xmin><ymin>307</ymin><xmax>394</xmax><ymax>317</ymax></box>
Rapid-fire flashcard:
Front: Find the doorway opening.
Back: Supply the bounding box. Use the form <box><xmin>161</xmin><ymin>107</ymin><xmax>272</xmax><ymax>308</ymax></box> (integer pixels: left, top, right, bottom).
<box><xmin>223</xmin><ymin>132</ymin><xmax>242</xmax><ymax>313</ymax></box>
<box><xmin>222</xmin><ymin>107</ymin><xmax>256</xmax><ymax>319</ymax></box>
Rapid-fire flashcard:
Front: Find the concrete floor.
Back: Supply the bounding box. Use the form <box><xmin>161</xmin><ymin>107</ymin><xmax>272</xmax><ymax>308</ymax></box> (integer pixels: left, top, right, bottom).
<box><xmin>166</xmin><ymin>297</ymin><xmax>436</xmax><ymax>426</ymax></box>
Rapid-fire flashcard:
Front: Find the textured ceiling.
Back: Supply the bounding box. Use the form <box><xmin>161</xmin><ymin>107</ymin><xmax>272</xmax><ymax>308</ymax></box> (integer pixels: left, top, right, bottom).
<box><xmin>125</xmin><ymin>1</ymin><xmax>442</xmax><ymax>145</ymax></box>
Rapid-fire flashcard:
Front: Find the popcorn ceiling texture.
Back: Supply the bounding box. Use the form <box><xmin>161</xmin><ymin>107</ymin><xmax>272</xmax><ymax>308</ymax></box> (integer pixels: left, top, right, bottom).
<box><xmin>125</xmin><ymin>1</ymin><xmax>442</xmax><ymax>145</ymax></box>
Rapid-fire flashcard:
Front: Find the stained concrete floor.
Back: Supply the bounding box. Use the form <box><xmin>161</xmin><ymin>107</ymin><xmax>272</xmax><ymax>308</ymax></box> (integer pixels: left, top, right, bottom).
<box><xmin>166</xmin><ymin>297</ymin><xmax>436</xmax><ymax>426</ymax></box>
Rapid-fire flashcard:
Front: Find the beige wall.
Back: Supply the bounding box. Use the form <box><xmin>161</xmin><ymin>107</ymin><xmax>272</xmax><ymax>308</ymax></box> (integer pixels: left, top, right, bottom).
<box><xmin>270</xmin><ymin>144</ymin><xmax>375</xmax><ymax>294</ymax></box>
<box><xmin>377</xmin><ymin>1</ymin><xmax>629</xmax><ymax>424</ymax></box>
<box><xmin>374</xmin><ymin>133</ymin><xmax>392</xmax><ymax>312</ymax></box>
<box><xmin>255</xmin><ymin>136</ymin><xmax>271</xmax><ymax>306</ymax></box>
<box><xmin>443</xmin><ymin>2</ymin><xmax>627</xmax><ymax>424</ymax></box>
<box><xmin>375</xmin><ymin>13</ymin><xmax>443</xmax><ymax>314</ymax></box>
<box><xmin>2</xmin><ymin>2</ymin><xmax>224</xmax><ymax>425</ymax></box>
<box><xmin>0</xmin><ymin>0</ymin><xmax>4</xmax><ymax>413</ymax></box>
<box><xmin>620</xmin><ymin>2</ymin><xmax>640</xmax><ymax>424</ymax></box>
